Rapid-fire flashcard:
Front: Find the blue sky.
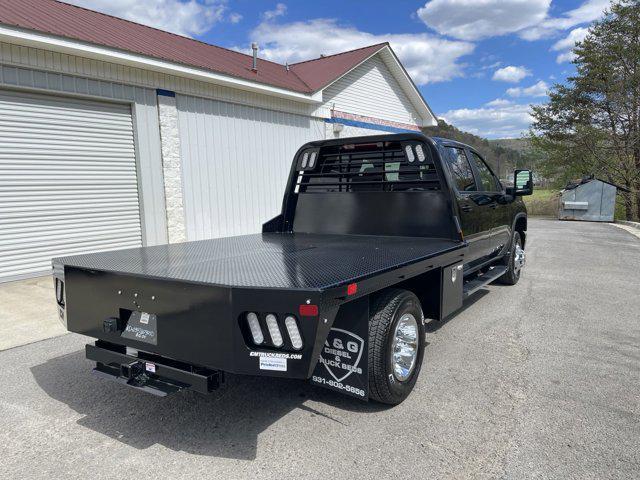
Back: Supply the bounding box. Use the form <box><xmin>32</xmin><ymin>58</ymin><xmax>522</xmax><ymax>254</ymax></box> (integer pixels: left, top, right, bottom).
<box><xmin>68</xmin><ymin>0</ymin><xmax>611</xmax><ymax>138</ymax></box>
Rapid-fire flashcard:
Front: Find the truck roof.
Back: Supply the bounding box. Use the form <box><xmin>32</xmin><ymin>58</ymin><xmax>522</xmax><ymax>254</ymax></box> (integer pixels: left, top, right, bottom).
<box><xmin>54</xmin><ymin>233</ymin><xmax>463</xmax><ymax>291</ymax></box>
<box><xmin>295</xmin><ymin>132</ymin><xmax>472</xmax><ymax>152</ymax></box>
<box><xmin>428</xmin><ymin>136</ymin><xmax>474</xmax><ymax>150</ymax></box>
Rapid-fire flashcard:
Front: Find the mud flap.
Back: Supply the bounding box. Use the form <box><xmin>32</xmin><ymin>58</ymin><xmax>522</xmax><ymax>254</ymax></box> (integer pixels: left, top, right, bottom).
<box><xmin>311</xmin><ymin>297</ymin><xmax>369</xmax><ymax>400</ymax></box>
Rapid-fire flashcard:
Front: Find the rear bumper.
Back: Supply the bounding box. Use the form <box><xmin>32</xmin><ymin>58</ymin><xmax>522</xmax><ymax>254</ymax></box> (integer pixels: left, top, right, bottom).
<box><xmin>87</xmin><ymin>341</ymin><xmax>224</xmax><ymax>396</ymax></box>
<box><xmin>63</xmin><ymin>267</ymin><xmax>331</xmax><ymax>379</ymax></box>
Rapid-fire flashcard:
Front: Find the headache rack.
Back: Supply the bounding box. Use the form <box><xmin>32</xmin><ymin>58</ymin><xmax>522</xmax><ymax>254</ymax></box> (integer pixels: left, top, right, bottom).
<box><xmin>296</xmin><ymin>140</ymin><xmax>442</xmax><ymax>194</ymax></box>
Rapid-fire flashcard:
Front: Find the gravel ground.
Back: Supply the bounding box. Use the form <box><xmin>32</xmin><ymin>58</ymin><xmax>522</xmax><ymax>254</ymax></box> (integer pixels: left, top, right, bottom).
<box><xmin>0</xmin><ymin>218</ymin><xmax>638</xmax><ymax>479</ymax></box>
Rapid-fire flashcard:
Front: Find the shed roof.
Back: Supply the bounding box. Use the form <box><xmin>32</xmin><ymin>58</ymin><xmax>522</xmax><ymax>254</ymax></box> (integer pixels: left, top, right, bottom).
<box><xmin>564</xmin><ymin>176</ymin><xmax>630</xmax><ymax>193</ymax></box>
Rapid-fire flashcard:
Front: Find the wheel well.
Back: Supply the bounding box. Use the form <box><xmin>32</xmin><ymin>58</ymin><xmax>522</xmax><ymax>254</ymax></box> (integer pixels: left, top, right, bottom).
<box><xmin>371</xmin><ymin>269</ymin><xmax>441</xmax><ymax>321</ymax></box>
<box><xmin>515</xmin><ymin>216</ymin><xmax>527</xmax><ymax>248</ymax></box>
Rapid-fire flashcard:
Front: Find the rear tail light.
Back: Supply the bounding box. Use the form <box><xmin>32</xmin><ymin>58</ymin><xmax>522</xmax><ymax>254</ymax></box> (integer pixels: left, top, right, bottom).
<box><xmin>265</xmin><ymin>314</ymin><xmax>284</xmax><ymax>347</ymax></box>
<box><xmin>284</xmin><ymin>316</ymin><xmax>303</xmax><ymax>350</ymax></box>
<box><xmin>246</xmin><ymin>312</ymin><xmax>264</xmax><ymax>345</ymax></box>
<box><xmin>299</xmin><ymin>304</ymin><xmax>318</xmax><ymax>317</ymax></box>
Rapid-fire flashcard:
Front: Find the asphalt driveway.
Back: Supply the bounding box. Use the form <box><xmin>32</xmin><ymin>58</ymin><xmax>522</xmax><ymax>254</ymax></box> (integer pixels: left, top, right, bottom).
<box><xmin>0</xmin><ymin>218</ymin><xmax>638</xmax><ymax>479</ymax></box>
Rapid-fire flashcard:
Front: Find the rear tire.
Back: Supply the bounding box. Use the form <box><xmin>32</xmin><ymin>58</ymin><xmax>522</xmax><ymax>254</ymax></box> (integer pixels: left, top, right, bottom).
<box><xmin>368</xmin><ymin>289</ymin><xmax>425</xmax><ymax>405</ymax></box>
<box><xmin>498</xmin><ymin>231</ymin><xmax>524</xmax><ymax>285</ymax></box>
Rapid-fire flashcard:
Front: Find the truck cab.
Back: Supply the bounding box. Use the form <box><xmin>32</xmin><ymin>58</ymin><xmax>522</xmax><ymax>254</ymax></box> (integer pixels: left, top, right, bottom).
<box><xmin>433</xmin><ymin>137</ymin><xmax>527</xmax><ymax>273</ymax></box>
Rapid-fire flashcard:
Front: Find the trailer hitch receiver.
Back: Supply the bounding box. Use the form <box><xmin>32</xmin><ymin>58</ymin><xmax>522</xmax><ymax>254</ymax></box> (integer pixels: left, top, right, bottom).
<box><xmin>87</xmin><ymin>342</ymin><xmax>223</xmax><ymax>396</ymax></box>
<box><xmin>120</xmin><ymin>361</ymin><xmax>144</xmax><ymax>380</ymax></box>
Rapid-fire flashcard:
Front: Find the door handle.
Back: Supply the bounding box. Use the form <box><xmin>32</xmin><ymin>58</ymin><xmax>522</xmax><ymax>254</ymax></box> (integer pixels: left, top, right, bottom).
<box><xmin>461</xmin><ymin>205</ymin><xmax>473</xmax><ymax>212</ymax></box>
<box><xmin>489</xmin><ymin>203</ymin><xmax>498</xmax><ymax>209</ymax></box>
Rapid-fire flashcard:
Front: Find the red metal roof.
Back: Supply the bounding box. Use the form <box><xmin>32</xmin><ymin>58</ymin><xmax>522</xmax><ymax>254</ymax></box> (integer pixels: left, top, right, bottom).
<box><xmin>0</xmin><ymin>0</ymin><xmax>388</xmax><ymax>95</ymax></box>
<box><xmin>290</xmin><ymin>43</ymin><xmax>388</xmax><ymax>91</ymax></box>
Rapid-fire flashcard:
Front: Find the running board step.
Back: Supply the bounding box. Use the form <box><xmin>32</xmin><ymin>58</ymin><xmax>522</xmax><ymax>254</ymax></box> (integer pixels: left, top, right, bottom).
<box><xmin>463</xmin><ymin>265</ymin><xmax>508</xmax><ymax>298</ymax></box>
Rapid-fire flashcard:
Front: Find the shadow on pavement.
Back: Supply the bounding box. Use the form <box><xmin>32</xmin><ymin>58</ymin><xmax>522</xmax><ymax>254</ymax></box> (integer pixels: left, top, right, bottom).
<box><xmin>425</xmin><ymin>289</ymin><xmax>489</xmax><ymax>333</ymax></box>
<box><xmin>30</xmin><ymin>349</ymin><xmax>387</xmax><ymax>460</ymax></box>
<box><xmin>29</xmin><ymin>285</ymin><xmax>491</xmax><ymax>460</ymax></box>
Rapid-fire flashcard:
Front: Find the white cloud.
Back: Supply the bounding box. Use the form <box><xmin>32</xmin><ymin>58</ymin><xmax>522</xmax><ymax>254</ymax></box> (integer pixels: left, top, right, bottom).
<box><xmin>262</xmin><ymin>3</ymin><xmax>287</xmax><ymax>21</ymax></box>
<box><xmin>551</xmin><ymin>26</ymin><xmax>589</xmax><ymax>51</ymax></box>
<box><xmin>63</xmin><ymin>0</ymin><xmax>226</xmax><ymax>37</ymax></box>
<box><xmin>481</xmin><ymin>61</ymin><xmax>503</xmax><ymax>71</ymax></box>
<box><xmin>440</xmin><ymin>102</ymin><xmax>536</xmax><ymax>138</ymax></box>
<box><xmin>555</xmin><ymin>51</ymin><xmax>576</xmax><ymax>64</ymax></box>
<box><xmin>506</xmin><ymin>80</ymin><xmax>549</xmax><ymax>97</ymax></box>
<box><xmin>485</xmin><ymin>98</ymin><xmax>513</xmax><ymax>107</ymax></box>
<box><xmin>492</xmin><ymin>66</ymin><xmax>531</xmax><ymax>83</ymax></box>
<box><xmin>519</xmin><ymin>0</ymin><xmax>608</xmax><ymax>40</ymax></box>
<box><xmin>228</xmin><ymin>12</ymin><xmax>243</xmax><ymax>24</ymax></box>
<box><xmin>416</xmin><ymin>0</ymin><xmax>607</xmax><ymax>43</ymax></box>
<box><xmin>551</xmin><ymin>27</ymin><xmax>589</xmax><ymax>63</ymax></box>
<box><xmin>250</xmin><ymin>19</ymin><xmax>475</xmax><ymax>85</ymax></box>
<box><xmin>417</xmin><ymin>0</ymin><xmax>550</xmax><ymax>41</ymax></box>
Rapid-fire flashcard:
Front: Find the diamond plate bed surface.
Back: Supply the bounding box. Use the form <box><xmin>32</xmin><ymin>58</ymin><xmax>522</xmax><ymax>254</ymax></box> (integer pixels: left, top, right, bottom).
<box><xmin>53</xmin><ymin>233</ymin><xmax>462</xmax><ymax>290</ymax></box>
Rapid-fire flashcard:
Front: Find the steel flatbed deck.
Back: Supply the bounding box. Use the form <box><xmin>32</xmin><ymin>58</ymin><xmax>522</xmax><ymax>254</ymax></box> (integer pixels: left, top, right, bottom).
<box><xmin>52</xmin><ymin>133</ymin><xmax>529</xmax><ymax>403</ymax></box>
<box><xmin>54</xmin><ymin>233</ymin><xmax>465</xmax><ymax>291</ymax></box>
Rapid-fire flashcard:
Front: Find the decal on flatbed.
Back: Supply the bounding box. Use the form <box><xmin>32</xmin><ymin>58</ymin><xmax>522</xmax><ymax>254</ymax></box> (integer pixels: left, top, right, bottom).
<box><xmin>318</xmin><ymin>329</ymin><xmax>364</xmax><ymax>382</ymax></box>
<box><xmin>121</xmin><ymin>311</ymin><xmax>157</xmax><ymax>345</ymax></box>
<box><xmin>259</xmin><ymin>356</ymin><xmax>287</xmax><ymax>371</ymax></box>
<box><xmin>311</xmin><ymin>297</ymin><xmax>369</xmax><ymax>400</ymax></box>
<box><xmin>250</xmin><ymin>351</ymin><xmax>302</xmax><ymax>360</ymax></box>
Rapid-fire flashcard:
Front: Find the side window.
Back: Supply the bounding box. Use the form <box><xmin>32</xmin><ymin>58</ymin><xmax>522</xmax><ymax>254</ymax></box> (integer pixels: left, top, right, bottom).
<box><xmin>444</xmin><ymin>147</ymin><xmax>476</xmax><ymax>192</ymax></box>
<box><xmin>469</xmin><ymin>152</ymin><xmax>500</xmax><ymax>192</ymax></box>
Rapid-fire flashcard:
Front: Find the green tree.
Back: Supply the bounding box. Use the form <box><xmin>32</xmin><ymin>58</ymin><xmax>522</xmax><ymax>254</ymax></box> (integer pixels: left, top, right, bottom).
<box><xmin>531</xmin><ymin>0</ymin><xmax>640</xmax><ymax>220</ymax></box>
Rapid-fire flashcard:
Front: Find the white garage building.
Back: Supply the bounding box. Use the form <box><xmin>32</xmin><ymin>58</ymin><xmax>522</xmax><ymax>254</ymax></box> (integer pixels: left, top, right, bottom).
<box><xmin>0</xmin><ymin>0</ymin><xmax>437</xmax><ymax>282</ymax></box>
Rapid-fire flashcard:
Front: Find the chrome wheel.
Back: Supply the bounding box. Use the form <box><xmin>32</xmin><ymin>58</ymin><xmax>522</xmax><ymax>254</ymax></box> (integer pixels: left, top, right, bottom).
<box><xmin>391</xmin><ymin>313</ymin><xmax>419</xmax><ymax>381</ymax></box>
<box><xmin>514</xmin><ymin>242</ymin><xmax>526</xmax><ymax>276</ymax></box>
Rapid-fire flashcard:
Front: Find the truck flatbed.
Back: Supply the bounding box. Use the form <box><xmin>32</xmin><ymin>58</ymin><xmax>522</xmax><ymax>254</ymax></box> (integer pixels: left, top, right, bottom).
<box><xmin>52</xmin><ymin>133</ymin><xmax>530</xmax><ymax>403</ymax></box>
<box><xmin>55</xmin><ymin>233</ymin><xmax>464</xmax><ymax>291</ymax></box>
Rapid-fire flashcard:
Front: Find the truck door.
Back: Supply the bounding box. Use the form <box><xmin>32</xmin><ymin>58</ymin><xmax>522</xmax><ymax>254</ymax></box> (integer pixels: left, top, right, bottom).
<box><xmin>466</xmin><ymin>150</ymin><xmax>511</xmax><ymax>260</ymax></box>
<box><xmin>441</xmin><ymin>146</ymin><xmax>485</xmax><ymax>265</ymax></box>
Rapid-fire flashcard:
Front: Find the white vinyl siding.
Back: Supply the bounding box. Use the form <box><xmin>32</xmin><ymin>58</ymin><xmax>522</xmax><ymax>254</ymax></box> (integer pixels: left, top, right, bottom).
<box><xmin>322</xmin><ymin>55</ymin><xmax>422</xmax><ymax>126</ymax></box>
<box><xmin>177</xmin><ymin>94</ymin><xmax>325</xmax><ymax>240</ymax></box>
<box><xmin>325</xmin><ymin>122</ymin><xmax>392</xmax><ymax>139</ymax></box>
<box><xmin>0</xmin><ymin>41</ymin><xmax>321</xmax><ymax>118</ymax></box>
<box><xmin>0</xmin><ymin>89</ymin><xmax>142</xmax><ymax>281</ymax></box>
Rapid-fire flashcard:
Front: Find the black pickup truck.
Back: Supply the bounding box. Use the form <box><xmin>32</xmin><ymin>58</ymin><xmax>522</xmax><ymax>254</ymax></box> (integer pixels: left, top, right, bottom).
<box><xmin>52</xmin><ymin>133</ymin><xmax>532</xmax><ymax>405</ymax></box>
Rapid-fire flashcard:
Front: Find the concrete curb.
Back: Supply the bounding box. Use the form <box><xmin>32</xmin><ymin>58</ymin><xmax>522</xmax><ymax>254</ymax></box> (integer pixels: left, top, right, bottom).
<box><xmin>611</xmin><ymin>222</ymin><xmax>640</xmax><ymax>240</ymax></box>
<box><xmin>616</xmin><ymin>220</ymin><xmax>640</xmax><ymax>231</ymax></box>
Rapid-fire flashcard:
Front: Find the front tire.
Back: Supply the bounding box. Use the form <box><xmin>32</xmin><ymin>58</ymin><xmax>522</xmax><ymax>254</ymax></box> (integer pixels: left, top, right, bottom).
<box><xmin>498</xmin><ymin>231</ymin><xmax>525</xmax><ymax>285</ymax></box>
<box><xmin>368</xmin><ymin>289</ymin><xmax>425</xmax><ymax>405</ymax></box>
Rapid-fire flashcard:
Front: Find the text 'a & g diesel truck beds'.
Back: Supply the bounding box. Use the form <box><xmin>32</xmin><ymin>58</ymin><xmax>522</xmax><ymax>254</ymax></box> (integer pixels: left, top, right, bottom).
<box><xmin>52</xmin><ymin>133</ymin><xmax>532</xmax><ymax>405</ymax></box>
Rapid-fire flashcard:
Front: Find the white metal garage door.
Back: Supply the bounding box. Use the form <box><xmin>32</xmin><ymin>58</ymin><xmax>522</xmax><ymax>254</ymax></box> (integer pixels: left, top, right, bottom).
<box><xmin>177</xmin><ymin>95</ymin><xmax>325</xmax><ymax>240</ymax></box>
<box><xmin>0</xmin><ymin>89</ymin><xmax>142</xmax><ymax>282</ymax></box>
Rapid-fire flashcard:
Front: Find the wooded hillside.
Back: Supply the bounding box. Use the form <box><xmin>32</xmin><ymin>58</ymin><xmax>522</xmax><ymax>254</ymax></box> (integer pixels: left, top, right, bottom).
<box><xmin>422</xmin><ymin>120</ymin><xmax>535</xmax><ymax>180</ymax></box>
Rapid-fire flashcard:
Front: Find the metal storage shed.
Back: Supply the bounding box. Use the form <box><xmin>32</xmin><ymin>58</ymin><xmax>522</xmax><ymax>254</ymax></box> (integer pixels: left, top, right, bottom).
<box><xmin>559</xmin><ymin>177</ymin><xmax>627</xmax><ymax>222</ymax></box>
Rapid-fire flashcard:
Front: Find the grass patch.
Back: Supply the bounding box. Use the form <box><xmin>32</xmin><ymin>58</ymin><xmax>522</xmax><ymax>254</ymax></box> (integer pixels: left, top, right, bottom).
<box><xmin>524</xmin><ymin>189</ymin><xmax>559</xmax><ymax>217</ymax></box>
